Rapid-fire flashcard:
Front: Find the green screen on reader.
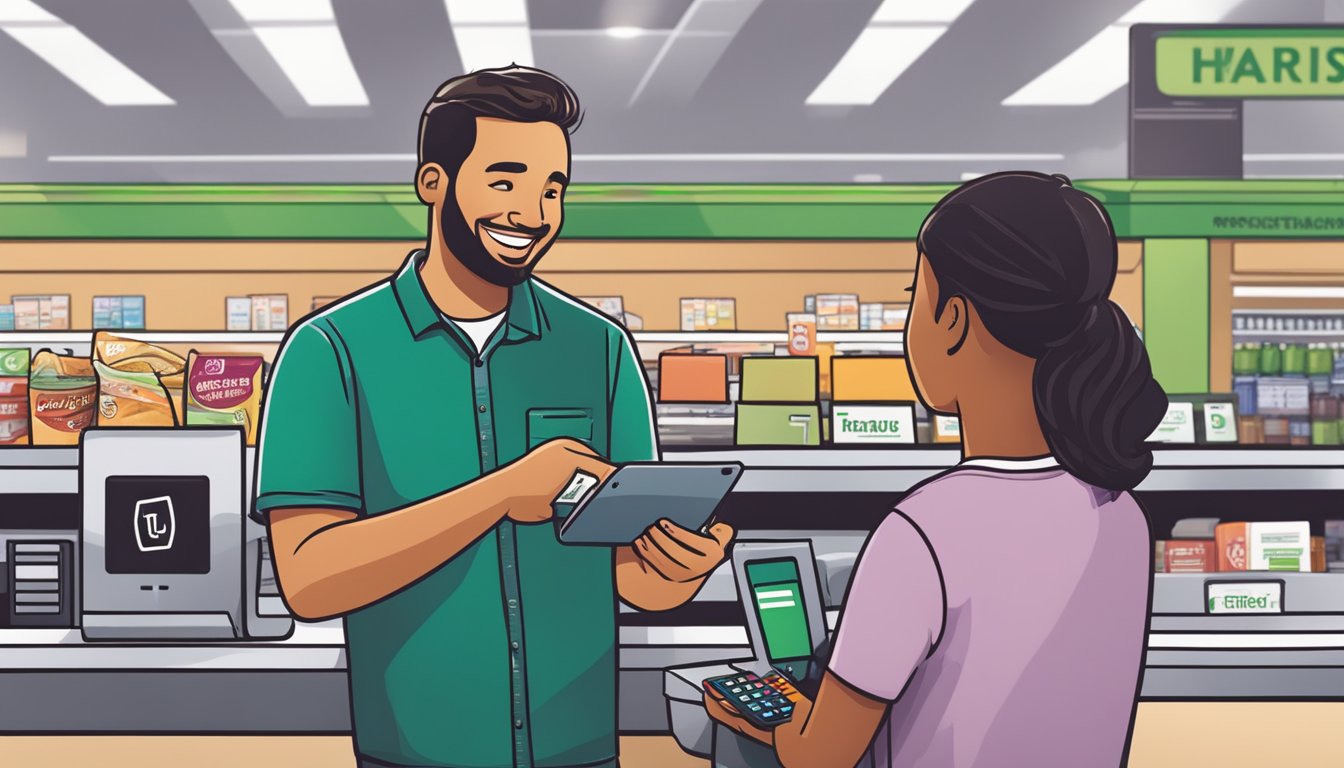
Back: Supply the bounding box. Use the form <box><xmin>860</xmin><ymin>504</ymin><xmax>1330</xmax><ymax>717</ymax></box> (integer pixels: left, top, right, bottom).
<box><xmin>745</xmin><ymin>558</ymin><xmax>813</xmax><ymax>665</ymax></box>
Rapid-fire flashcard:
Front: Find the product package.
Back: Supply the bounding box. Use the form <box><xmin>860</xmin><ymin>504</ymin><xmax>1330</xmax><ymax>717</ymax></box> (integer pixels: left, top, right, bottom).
<box><xmin>786</xmin><ymin>313</ymin><xmax>817</xmax><ymax>356</ymax></box>
<box><xmin>680</xmin><ymin>299</ymin><xmax>737</xmax><ymax>331</ymax></box>
<box><xmin>94</xmin><ymin>333</ymin><xmax>187</xmax><ymax>427</ymax></box>
<box><xmin>227</xmin><ymin>297</ymin><xmax>252</xmax><ymax>331</ymax></box>
<box><xmin>13</xmin><ymin>295</ymin><xmax>71</xmax><ymax>330</ymax></box>
<box><xmin>1154</xmin><ymin>540</ymin><xmax>1167</xmax><ymax>574</ymax></box>
<box><xmin>1249</xmin><ymin>521</ymin><xmax>1312</xmax><ymax>572</ymax></box>
<box><xmin>0</xmin><ymin>304</ymin><xmax>14</xmax><ymax>331</ymax></box>
<box><xmin>185</xmin><ymin>351</ymin><xmax>264</xmax><ymax>444</ymax></box>
<box><xmin>0</xmin><ymin>349</ymin><xmax>31</xmax><ymax>445</ymax></box>
<box><xmin>1216</xmin><ymin>521</ymin><xmax>1313</xmax><ymax>572</ymax></box>
<box><xmin>1326</xmin><ymin>520</ymin><xmax>1344</xmax><ymax>572</ymax></box>
<box><xmin>1215</xmin><ymin>522</ymin><xmax>1249</xmax><ymax>572</ymax></box>
<box><xmin>250</xmin><ymin>295</ymin><xmax>289</xmax><ymax>331</ymax></box>
<box><xmin>1163</xmin><ymin>540</ymin><xmax>1216</xmax><ymax>573</ymax></box>
<box><xmin>579</xmin><ymin>297</ymin><xmax>626</xmax><ymax>323</ymax></box>
<box><xmin>932</xmin><ymin>414</ymin><xmax>961</xmax><ymax>444</ymax></box>
<box><xmin>815</xmin><ymin>294</ymin><xmax>860</xmax><ymax>331</ymax></box>
<box><xmin>28</xmin><ymin>351</ymin><xmax>97</xmax><ymax>445</ymax></box>
<box><xmin>1312</xmin><ymin>536</ymin><xmax>1327</xmax><ymax>573</ymax></box>
<box><xmin>92</xmin><ymin>296</ymin><xmax>145</xmax><ymax>330</ymax></box>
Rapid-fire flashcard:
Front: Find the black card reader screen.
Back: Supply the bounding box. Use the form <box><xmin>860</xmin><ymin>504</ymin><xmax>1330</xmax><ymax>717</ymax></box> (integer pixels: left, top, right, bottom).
<box><xmin>104</xmin><ymin>475</ymin><xmax>210</xmax><ymax>575</ymax></box>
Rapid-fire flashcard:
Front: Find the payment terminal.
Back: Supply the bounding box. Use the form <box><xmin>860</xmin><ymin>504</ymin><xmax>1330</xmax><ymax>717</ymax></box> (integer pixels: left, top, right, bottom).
<box><xmin>666</xmin><ymin>540</ymin><xmax>876</xmax><ymax>768</ymax></box>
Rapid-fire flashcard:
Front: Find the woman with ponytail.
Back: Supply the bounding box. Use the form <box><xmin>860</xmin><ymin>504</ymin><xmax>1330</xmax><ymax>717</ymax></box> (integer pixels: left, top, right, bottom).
<box><xmin>707</xmin><ymin>172</ymin><xmax>1167</xmax><ymax>767</ymax></box>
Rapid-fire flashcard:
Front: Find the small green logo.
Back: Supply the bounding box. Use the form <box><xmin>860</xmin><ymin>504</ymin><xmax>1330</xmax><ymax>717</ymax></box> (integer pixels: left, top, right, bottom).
<box><xmin>1210</xmin><ymin>414</ymin><xmax>1227</xmax><ymax>430</ymax></box>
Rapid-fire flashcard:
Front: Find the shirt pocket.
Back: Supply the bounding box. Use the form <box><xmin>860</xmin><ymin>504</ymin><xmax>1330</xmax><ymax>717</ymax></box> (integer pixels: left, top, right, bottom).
<box><xmin>526</xmin><ymin>407</ymin><xmax>595</xmax><ymax>450</ymax></box>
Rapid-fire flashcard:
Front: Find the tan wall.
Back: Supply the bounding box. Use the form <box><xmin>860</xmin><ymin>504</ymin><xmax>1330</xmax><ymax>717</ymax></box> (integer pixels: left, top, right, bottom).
<box><xmin>0</xmin><ymin>239</ymin><xmax>1144</xmax><ymax>334</ymax></box>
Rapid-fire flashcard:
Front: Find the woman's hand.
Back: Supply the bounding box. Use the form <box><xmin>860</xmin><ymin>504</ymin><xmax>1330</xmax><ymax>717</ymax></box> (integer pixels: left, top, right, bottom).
<box><xmin>702</xmin><ymin>684</ymin><xmax>813</xmax><ymax>748</ymax></box>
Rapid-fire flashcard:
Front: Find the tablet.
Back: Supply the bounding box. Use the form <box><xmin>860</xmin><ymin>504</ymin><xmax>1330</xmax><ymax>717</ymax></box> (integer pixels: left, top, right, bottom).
<box><xmin>555</xmin><ymin>462</ymin><xmax>744</xmax><ymax>546</ymax></box>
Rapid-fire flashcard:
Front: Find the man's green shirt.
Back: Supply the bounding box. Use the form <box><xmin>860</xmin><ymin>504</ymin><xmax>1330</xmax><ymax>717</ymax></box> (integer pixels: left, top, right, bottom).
<box><xmin>255</xmin><ymin>250</ymin><xmax>658</xmax><ymax>768</ymax></box>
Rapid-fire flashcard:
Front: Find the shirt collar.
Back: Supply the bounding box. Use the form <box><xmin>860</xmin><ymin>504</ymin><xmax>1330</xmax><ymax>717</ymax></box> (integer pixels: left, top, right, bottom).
<box><xmin>959</xmin><ymin>455</ymin><xmax>1061</xmax><ymax>472</ymax></box>
<box><xmin>392</xmin><ymin>249</ymin><xmax>542</xmax><ymax>342</ymax></box>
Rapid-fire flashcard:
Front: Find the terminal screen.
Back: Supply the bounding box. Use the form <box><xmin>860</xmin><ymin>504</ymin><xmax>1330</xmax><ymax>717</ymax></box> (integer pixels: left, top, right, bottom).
<box><xmin>745</xmin><ymin>558</ymin><xmax>813</xmax><ymax>665</ymax></box>
<box><xmin>104</xmin><ymin>475</ymin><xmax>211</xmax><ymax>575</ymax></box>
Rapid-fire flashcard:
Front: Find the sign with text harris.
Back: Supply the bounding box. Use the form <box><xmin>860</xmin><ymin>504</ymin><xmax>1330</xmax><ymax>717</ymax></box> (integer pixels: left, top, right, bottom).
<box><xmin>1156</xmin><ymin>27</ymin><xmax>1344</xmax><ymax>98</ymax></box>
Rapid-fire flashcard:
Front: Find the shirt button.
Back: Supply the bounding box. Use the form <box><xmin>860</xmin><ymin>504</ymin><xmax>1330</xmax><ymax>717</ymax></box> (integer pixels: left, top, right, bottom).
<box><xmin>508</xmin><ymin>599</ymin><xmax>517</xmax><ymax>607</ymax></box>
<box><xmin>475</xmin><ymin>358</ymin><xmax>484</xmax><ymax>368</ymax></box>
<box><xmin>479</xmin><ymin>405</ymin><xmax>488</xmax><ymax>413</ymax></box>
<box><xmin>514</xmin><ymin>719</ymin><xmax>523</xmax><ymax>729</ymax></box>
<box><xmin>511</xmin><ymin>641</ymin><xmax>520</xmax><ymax>651</ymax></box>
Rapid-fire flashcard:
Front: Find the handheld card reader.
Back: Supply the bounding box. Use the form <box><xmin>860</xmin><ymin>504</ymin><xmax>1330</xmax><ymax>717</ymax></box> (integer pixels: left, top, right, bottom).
<box><xmin>553</xmin><ymin>462</ymin><xmax>743</xmax><ymax>546</ymax></box>
<box><xmin>700</xmin><ymin>540</ymin><xmax>829</xmax><ymax>728</ymax></box>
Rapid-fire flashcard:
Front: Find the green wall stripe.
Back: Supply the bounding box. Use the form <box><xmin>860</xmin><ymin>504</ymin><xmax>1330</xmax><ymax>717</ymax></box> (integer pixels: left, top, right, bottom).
<box><xmin>1143</xmin><ymin>239</ymin><xmax>1211</xmax><ymax>395</ymax></box>
<box><xmin>0</xmin><ymin>182</ymin><xmax>1341</xmax><ymax>240</ymax></box>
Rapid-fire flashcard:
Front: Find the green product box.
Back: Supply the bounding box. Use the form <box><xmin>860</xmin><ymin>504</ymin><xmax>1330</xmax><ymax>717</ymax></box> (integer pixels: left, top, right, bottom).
<box><xmin>735</xmin><ymin>403</ymin><xmax>821</xmax><ymax>446</ymax></box>
<box><xmin>0</xmin><ymin>349</ymin><xmax>30</xmax><ymax>377</ymax></box>
<box><xmin>739</xmin><ymin>357</ymin><xmax>818</xmax><ymax>403</ymax></box>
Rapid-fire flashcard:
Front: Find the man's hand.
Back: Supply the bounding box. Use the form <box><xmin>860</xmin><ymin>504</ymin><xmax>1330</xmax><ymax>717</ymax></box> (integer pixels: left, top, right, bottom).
<box><xmin>632</xmin><ymin>519</ymin><xmax>735</xmax><ymax>583</ymax></box>
<box><xmin>499</xmin><ymin>438</ymin><xmax>615</xmax><ymax>524</ymax></box>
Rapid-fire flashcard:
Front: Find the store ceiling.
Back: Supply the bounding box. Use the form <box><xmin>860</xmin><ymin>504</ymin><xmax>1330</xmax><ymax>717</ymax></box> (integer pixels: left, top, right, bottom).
<box><xmin>1</xmin><ymin>0</ymin><xmax>1341</xmax><ymax>184</ymax></box>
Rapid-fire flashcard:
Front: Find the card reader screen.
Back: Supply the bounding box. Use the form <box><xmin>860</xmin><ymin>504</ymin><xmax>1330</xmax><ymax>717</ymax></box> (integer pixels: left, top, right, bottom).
<box><xmin>746</xmin><ymin>558</ymin><xmax>812</xmax><ymax>664</ymax></box>
<box><xmin>104</xmin><ymin>475</ymin><xmax>211</xmax><ymax>575</ymax></box>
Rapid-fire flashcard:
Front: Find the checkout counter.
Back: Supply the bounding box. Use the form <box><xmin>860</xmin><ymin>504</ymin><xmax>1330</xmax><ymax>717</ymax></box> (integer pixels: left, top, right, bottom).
<box><xmin>2</xmin><ymin>440</ymin><xmax>1344</xmax><ymax>765</ymax></box>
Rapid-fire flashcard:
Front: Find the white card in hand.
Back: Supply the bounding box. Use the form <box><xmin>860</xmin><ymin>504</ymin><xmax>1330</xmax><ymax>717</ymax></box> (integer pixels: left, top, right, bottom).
<box><xmin>556</xmin><ymin>470</ymin><xmax>601</xmax><ymax>506</ymax></box>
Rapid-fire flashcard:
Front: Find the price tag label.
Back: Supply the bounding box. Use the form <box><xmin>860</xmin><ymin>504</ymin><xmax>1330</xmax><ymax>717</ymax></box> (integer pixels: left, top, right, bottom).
<box><xmin>1149</xmin><ymin>402</ymin><xmax>1196</xmax><ymax>443</ymax></box>
<box><xmin>1206</xmin><ymin>581</ymin><xmax>1283</xmax><ymax>614</ymax></box>
<box><xmin>1203</xmin><ymin>402</ymin><xmax>1238</xmax><ymax>443</ymax></box>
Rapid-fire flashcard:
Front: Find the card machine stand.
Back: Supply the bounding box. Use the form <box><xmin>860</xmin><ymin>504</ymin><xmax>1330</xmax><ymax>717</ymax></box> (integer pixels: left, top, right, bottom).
<box><xmin>80</xmin><ymin>428</ymin><xmax>292</xmax><ymax>641</ymax></box>
<box><xmin>664</xmin><ymin>540</ymin><xmax>874</xmax><ymax>768</ymax></box>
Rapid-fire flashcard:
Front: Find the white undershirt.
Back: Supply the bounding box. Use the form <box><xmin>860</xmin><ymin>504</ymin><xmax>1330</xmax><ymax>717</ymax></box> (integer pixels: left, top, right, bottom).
<box><xmin>447</xmin><ymin>312</ymin><xmax>506</xmax><ymax>354</ymax></box>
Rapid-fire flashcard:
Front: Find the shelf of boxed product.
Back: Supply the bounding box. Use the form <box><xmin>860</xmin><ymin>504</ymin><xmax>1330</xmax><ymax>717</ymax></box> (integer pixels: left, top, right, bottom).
<box><xmin>0</xmin><ymin>330</ymin><xmax>900</xmax><ymax>346</ymax></box>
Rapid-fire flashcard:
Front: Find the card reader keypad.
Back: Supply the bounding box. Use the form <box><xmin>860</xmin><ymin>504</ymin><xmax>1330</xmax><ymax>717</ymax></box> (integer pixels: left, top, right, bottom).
<box><xmin>704</xmin><ymin>670</ymin><xmax>797</xmax><ymax>728</ymax></box>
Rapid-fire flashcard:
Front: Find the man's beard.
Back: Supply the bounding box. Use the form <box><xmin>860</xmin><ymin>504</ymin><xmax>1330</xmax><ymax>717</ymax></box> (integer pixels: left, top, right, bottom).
<box><xmin>440</xmin><ymin>191</ymin><xmax>549</xmax><ymax>288</ymax></box>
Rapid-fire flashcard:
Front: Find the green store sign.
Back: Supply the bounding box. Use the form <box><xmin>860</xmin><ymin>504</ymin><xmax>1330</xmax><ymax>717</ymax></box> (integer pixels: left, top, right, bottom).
<box><xmin>1156</xmin><ymin>28</ymin><xmax>1344</xmax><ymax>98</ymax></box>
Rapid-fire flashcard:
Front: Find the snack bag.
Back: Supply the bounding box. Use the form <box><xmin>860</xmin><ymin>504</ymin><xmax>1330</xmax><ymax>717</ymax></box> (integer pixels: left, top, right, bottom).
<box><xmin>29</xmin><ymin>351</ymin><xmax>97</xmax><ymax>445</ymax></box>
<box><xmin>94</xmin><ymin>361</ymin><xmax>176</xmax><ymax>427</ymax></box>
<box><xmin>185</xmin><ymin>351</ymin><xmax>263</xmax><ymax>444</ymax></box>
<box><xmin>94</xmin><ymin>332</ymin><xmax>186</xmax><ymax>374</ymax></box>
<box><xmin>93</xmin><ymin>333</ymin><xmax>186</xmax><ymax>427</ymax></box>
<box><xmin>0</xmin><ymin>348</ymin><xmax>30</xmax><ymax>445</ymax></box>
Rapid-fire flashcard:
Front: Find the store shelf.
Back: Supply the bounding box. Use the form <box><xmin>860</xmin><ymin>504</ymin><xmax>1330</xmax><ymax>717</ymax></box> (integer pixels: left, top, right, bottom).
<box><xmin>1234</xmin><ymin>331</ymin><xmax>1344</xmax><ymax>339</ymax></box>
<box><xmin>0</xmin><ymin>330</ymin><xmax>901</xmax><ymax>343</ymax></box>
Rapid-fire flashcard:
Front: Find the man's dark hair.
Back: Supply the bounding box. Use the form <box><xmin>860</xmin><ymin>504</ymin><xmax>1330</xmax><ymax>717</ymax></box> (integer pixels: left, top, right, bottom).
<box><xmin>418</xmin><ymin>66</ymin><xmax>582</xmax><ymax>175</ymax></box>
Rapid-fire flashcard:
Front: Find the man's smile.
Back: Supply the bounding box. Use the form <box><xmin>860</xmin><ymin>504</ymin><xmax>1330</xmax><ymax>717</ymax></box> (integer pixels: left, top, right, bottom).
<box><xmin>479</xmin><ymin>222</ymin><xmax>547</xmax><ymax>265</ymax></box>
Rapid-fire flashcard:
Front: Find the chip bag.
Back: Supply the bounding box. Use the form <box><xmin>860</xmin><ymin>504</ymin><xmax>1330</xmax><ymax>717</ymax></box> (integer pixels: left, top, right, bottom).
<box><xmin>29</xmin><ymin>351</ymin><xmax>97</xmax><ymax>444</ymax></box>
<box><xmin>185</xmin><ymin>351</ymin><xmax>263</xmax><ymax>444</ymax></box>
<box><xmin>93</xmin><ymin>333</ymin><xmax>185</xmax><ymax>427</ymax></box>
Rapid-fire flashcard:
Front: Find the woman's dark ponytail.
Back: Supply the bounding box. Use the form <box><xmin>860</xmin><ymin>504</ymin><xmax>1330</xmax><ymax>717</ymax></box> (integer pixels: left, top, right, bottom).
<box><xmin>1034</xmin><ymin>300</ymin><xmax>1167</xmax><ymax>491</ymax></box>
<box><xmin>918</xmin><ymin>171</ymin><xmax>1169</xmax><ymax>492</ymax></box>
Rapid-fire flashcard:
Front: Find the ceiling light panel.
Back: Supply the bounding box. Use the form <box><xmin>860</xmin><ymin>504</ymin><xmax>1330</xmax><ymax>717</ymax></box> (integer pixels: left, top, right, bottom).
<box><xmin>807</xmin><ymin>0</ymin><xmax>977</xmax><ymax>106</ymax></box>
<box><xmin>226</xmin><ymin>0</ymin><xmax>334</xmax><ymax>23</ymax></box>
<box><xmin>807</xmin><ymin>27</ymin><xmax>945</xmax><ymax>106</ymax></box>
<box><xmin>0</xmin><ymin>1</ymin><xmax>173</xmax><ymax>105</ymax></box>
<box><xmin>872</xmin><ymin>0</ymin><xmax>977</xmax><ymax>24</ymax></box>
<box><xmin>445</xmin><ymin>0</ymin><xmax>534</xmax><ymax>70</ymax></box>
<box><xmin>222</xmin><ymin>0</ymin><xmax>368</xmax><ymax>107</ymax></box>
<box><xmin>251</xmin><ymin>25</ymin><xmax>369</xmax><ymax>107</ymax></box>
